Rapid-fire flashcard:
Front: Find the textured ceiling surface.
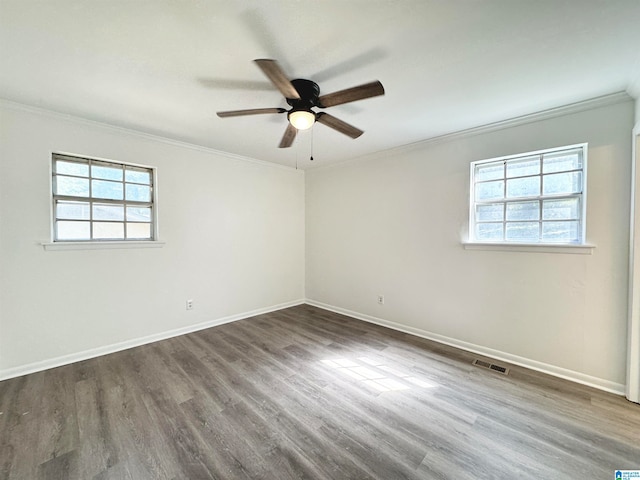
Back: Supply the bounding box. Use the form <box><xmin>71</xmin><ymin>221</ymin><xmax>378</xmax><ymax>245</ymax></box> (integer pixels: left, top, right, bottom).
<box><xmin>1</xmin><ymin>0</ymin><xmax>639</xmax><ymax>168</ymax></box>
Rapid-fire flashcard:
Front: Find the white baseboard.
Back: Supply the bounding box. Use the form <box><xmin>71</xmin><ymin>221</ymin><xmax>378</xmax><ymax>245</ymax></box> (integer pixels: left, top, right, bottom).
<box><xmin>0</xmin><ymin>299</ymin><xmax>305</xmax><ymax>381</ymax></box>
<box><xmin>305</xmin><ymin>299</ymin><xmax>626</xmax><ymax>396</ymax></box>
<box><xmin>2</xmin><ymin>298</ymin><xmax>626</xmax><ymax>396</ymax></box>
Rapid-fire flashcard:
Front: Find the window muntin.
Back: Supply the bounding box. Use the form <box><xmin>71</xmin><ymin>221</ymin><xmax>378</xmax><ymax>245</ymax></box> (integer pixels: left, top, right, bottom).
<box><xmin>52</xmin><ymin>154</ymin><xmax>155</xmax><ymax>241</ymax></box>
<box><xmin>470</xmin><ymin>145</ymin><xmax>586</xmax><ymax>244</ymax></box>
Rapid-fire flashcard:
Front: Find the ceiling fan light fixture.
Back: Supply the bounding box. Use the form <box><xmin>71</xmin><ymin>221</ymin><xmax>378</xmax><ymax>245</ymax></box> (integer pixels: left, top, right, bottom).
<box><xmin>217</xmin><ymin>59</ymin><xmax>385</xmax><ymax>148</ymax></box>
<box><xmin>288</xmin><ymin>109</ymin><xmax>315</xmax><ymax>130</ymax></box>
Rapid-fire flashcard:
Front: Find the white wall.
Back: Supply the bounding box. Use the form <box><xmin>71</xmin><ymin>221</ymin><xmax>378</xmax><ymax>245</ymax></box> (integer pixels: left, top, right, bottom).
<box><xmin>0</xmin><ymin>103</ymin><xmax>305</xmax><ymax>378</ymax></box>
<box><xmin>306</xmin><ymin>99</ymin><xmax>635</xmax><ymax>392</ymax></box>
<box><xmin>1</xmin><ymin>97</ymin><xmax>635</xmax><ymax>394</ymax></box>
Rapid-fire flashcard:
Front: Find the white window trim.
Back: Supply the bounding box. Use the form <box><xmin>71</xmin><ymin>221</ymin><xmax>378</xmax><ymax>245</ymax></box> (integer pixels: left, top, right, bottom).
<box><xmin>41</xmin><ymin>240</ymin><xmax>165</xmax><ymax>251</ymax></box>
<box><xmin>466</xmin><ymin>143</ymin><xmax>589</xmax><ymax>250</ymax></box>
<box><xmin>462</xmin><ymin>241</ymin><xmax>594</xmax><ymax>254</ymax></box>
<box><xmin>48</xmin><ymin>151</ymin><xmax>162</xmax><ymax>248</ymax></box>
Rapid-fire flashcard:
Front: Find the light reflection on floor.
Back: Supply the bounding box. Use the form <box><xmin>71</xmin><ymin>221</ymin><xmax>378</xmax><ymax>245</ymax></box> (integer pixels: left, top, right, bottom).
<box><xmin>320</xmin><ymin>356</ymin><xmax>439</xmax><ymax>392</ymax></box>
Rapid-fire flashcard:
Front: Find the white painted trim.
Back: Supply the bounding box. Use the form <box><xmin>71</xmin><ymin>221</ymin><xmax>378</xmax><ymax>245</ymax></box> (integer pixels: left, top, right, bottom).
<box><xmin>0</xmin><ymin>299</ymin><xmax>305</xmax><ymax>381</ymax></box>
<box><xmin>42</xmin><ymin>241</ymin><xmax>165</xmax><ymax>251</ymax></box>
<box><xmin>308</xmin><ymin>91</ymin><xmax>633</xmax><ymax>171</ymax></box>
<box><xmin>305</xmin><ymin>299</ymin><xmax>626</xmax><ymax>396</ymax></box>
<box><xmin>0</xmin><ymin>98</ymin><xmax>298</xmax><ymax>172</ymax></box>
<box><xmin>627</xmin><ymin>121</ymin><xmax>640</xmax><ymax>403</ymax></box>
<box><xmin>467</xmin><ymin>143</ymin><xmax>589</xmax><ymax>247</ymax></box>
<box><xmin>463</xmin><ymin>242</ymin><xmax>594</xmax><ymax>254</ymax></box>
<box><xmin>416</xmin><ymin>92</ymin><xmax>630</xmax><ymax>147</ymax></box>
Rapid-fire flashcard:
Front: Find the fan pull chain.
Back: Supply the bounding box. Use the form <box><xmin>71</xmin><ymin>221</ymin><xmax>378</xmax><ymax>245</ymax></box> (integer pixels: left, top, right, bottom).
<box><xmin>310</xmin><ymin>127</ymin><xmax>314</xmax><ymax>161</ymax></box>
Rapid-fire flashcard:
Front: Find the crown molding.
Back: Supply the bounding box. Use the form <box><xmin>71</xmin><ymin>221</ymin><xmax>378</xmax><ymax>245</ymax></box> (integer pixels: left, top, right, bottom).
<box><xmin>418</xmin><ymin>91</ymin><xmax>631</xmax><ymax>145</ymax></box>
<box><xmin>0</xmin><ymin>98</ymin><xmax>301</xmax><ymax>173</ymax></box>
<box><xmin>2</xmin><ymin>92</ymin><xmax>632</xmax><ymax>174</ymax></box>
<box><xmin>309</xmin><ymin>91</ymin><xmax>634</xmax><ymax>171</ymax></box>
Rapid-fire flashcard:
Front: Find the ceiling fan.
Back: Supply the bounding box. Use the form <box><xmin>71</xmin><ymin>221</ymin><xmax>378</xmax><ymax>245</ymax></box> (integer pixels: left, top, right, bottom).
<box><xmin>216</xmin><ymin>59</ymin><xmax>385</xmax><ymax>148</ymax></box>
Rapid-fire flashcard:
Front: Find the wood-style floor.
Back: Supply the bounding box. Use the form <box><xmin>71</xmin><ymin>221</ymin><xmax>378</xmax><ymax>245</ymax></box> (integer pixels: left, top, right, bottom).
<box><xmin>1</xmin><ymin>305</ymin><xmax>639</xmax><ymax>479</ymax></box>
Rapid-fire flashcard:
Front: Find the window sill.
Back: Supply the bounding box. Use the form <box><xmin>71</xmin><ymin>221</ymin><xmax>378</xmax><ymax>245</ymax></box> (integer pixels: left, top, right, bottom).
<box><xmin>462</xmin><ymin>242</ymin><xmax>595</xmax><ymax>254</ymax></box>
<box><xmin>42</xmin><ymin>241</ymin><xmax>165</xmax><ymax>251</ymax></box>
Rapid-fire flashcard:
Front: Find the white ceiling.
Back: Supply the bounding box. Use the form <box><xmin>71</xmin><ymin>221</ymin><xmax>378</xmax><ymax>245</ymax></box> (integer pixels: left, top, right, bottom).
<box><xmin>1</xmin><ymin>1</ymin><xmax>639</xmax><ymax>168</ymax></box>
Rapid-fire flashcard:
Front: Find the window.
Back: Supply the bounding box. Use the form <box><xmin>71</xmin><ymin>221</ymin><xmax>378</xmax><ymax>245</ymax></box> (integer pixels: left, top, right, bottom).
<box><xmin>469</xmin><ymin>144</ymin><xmax>586</xmax><ymax>244</ymax></box>
<box><xmin>52</xmin><ymin>153</ymin><xmax>155</xmax><ymax>242</ymax></box>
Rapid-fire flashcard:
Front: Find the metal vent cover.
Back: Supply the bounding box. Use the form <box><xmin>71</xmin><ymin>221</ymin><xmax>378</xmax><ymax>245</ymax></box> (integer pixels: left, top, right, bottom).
<box><xmin>473</xmin><ymin>358</ymin><xmax>509</xmax><ymax>375</ymax></box>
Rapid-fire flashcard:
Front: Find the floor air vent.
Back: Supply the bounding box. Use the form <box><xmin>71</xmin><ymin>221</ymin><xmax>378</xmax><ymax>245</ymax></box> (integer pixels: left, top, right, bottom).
<box><xmin>473</xmin><ymin>359</ymin><xmax>509</xmax><ymax>375</ymax></box>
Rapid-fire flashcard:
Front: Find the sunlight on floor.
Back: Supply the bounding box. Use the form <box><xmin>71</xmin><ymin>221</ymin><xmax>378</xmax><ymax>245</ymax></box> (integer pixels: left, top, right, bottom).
<box><xmin>320</xmin><ymin>356</ymin><xmax>439</xmax><ymax>392</ymax></box>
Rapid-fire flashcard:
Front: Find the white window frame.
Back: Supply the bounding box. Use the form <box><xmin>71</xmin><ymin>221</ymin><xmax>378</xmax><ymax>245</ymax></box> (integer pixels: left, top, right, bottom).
<box><xmin>467</xmin><ymin>143</ymin><xmax>589</xmax><ymax>249</ymax></box>
<box><xmin>46</xmin><ymin>152</ymin><xmax>160</xmax><ymax>249</ymax></box>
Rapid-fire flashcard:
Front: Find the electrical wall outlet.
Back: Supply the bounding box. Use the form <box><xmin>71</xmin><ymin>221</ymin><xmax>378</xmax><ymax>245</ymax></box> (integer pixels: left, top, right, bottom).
<box><xmin>377</xmin><ymin>295</ymin><xmax>384</xmax><ymax>305</ymax></box>
<box><xmin>186</xmin><ymin>299</ymin><xmax>194</xmax><ymax>310</ymax></box>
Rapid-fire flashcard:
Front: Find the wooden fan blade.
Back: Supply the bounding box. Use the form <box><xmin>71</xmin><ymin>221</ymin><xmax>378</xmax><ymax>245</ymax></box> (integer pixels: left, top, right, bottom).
<box><xmin>217</xmin><ymin>108</ymin><xmax>286</xmax><ymax>118</ymax></box>
<box><xmin>317</xmin><ymin>81</ymin><xmax>384</xmax><ymax>108</ymax></box>
<box><xmin>315</xmin><ymin>113</ymin><xmax>363</xmax><ymax>139</ymax></box>
<box><xmin>254</xmin><ymin>59</ymin><xmax>300</xmax><ymax>100</ymax></box>
<box><xmin>279</xmin><ymin>123</ymin><xmax>297</xmax><ymax>148</ymax></box>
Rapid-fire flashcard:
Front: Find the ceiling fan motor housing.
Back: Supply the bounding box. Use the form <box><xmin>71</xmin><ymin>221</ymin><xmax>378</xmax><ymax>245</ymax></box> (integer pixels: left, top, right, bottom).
<box><xmin>287</xmin><ymin>79</ymin><xmax>320</xmax><ymax>110</ymax></box>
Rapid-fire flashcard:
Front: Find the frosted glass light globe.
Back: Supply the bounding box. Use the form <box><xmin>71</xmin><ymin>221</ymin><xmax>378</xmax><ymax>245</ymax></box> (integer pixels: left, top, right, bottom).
<box><xmin>289</xmin><ymin>110</ymin><xmax>315</xmax><ymax>130</ymax></box>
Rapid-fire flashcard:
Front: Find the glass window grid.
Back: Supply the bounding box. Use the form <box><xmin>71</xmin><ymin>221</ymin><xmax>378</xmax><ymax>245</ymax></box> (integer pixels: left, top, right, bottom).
<box><xmin>470</xmin><ymin>145</ymin><xmax>586</xmax><ymax>244</ymax></box>
<box><xmin>52</xmin><ymin>154</ymin><xmax>155</xmax><ymax>242</ymax></box>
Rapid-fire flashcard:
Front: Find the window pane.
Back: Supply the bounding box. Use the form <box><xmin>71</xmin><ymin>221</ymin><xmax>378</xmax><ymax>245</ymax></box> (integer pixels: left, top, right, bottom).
<box><xmin>471</xmin><ymin>145</ymin><xmax>585</xmax><ymax>245</ymax></box>
<box><xmin>476</xmin><ymin>203</ymin><xmax>503</xmax><ymax>222</ymax></box>
<box><xmin>57</xmin><ymin>201</ymin><xmax>90</xmax><ymax>220</ymax></box>
<box><xmin>506</xmin><ymin>176</ymin><xmax>540</xmax><ymax>198</ymax></box>
<box><xmin>93</xmin><ymin>222</ymin><xmax>124</xmax><ymax>239</ymax></box>
<box><xmin>57</xmin><ymin>221</ymin><xmax>90</xmax><ymax>240</ymax></box>
<box><xmin>506</xmin><ymin>156</ymin><xmax>539</xmax><ymax>178</ymax></box>
<box><xmin>93</xmin><ymin>204</ymin><xmax>124</xmax><ymax>221</ymax></box>
<box><xmin>543</xmin><ymin>172</ymin><xmax>582</xmax><ymax>195</ymax></box>
<box><xmin>92</xmin><ymin>179</ymin><xmax>123</xmax><ymax>200</ymax></box>
<box><xmin>126</xmin><ymin>184</ymin><xmax>151</xmax><ymax>202</ymax></box>
<box><xmin>55</xmin><ymin>161</ymin><xmax>89</xmax><ymax>177</ymax></box>
<box><xmin>125</xmin><ymin>168</ymin><xmax>151</xmax><ymax>185</ymax></box>
<box><xmin>476</xmin><ymin>223</ymin><xmax>503</xmax><ymax>241</ymax></box>
<box><xmin>126</xmin><ymin>206</ymin><xmax>152</xmax><ymax>222</ymax></box>
<box><xmin>542</xmin><ymin>221</ymin><xmax>579</xmax><ymax>242</ymax></box>
<box><xmin>543</xmin><ymin>150</ymin><xmax>582</xmax><ymax>173</ymax></box>
<box><xmin>475</xmin><ymin>180</ymin><xmax>504</xmax><ymax>201</ymax></box>
<box><xmin>56</xmin><ymin>176</ymin><xmax>90</xmax><ymax>197</ymax></box>
<box><xmin>52</xmin><ymin>154</ymin><xmax>155</xmax><ymax>243</ymax></box>
<box><xmin>506</xmin><ymin>201</ymin><xmax>539</xmax><ymax>221</ymax></box>
<box><xmin>92</xmin><ymin>163</ymin><xmax>123</xmax><ymax>181</ymax></box>
<box><xmin>542</xmin><ymin>198</ymin><xmax>579</xmax><ymax>220</ymax></box>
<box><xmin>127</xmin><ymin>223</ymin><xmax>152</xmax><ymax>239</ymax></box>
<box><xmin>475</xmin><ymin>162</ymin><xmax>503</xmax><ymax>182</ymax></box>
<box><xmin>505</xmin><ymin>222</ymin><xmax>539</xmax><ymax>242</ymax></box>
